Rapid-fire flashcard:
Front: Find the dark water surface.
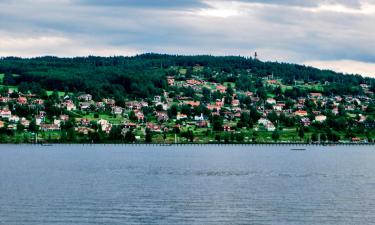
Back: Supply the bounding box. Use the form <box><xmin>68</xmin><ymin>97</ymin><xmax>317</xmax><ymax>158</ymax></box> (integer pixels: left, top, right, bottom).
<box><xmin>1</xmin><ymin>145</ymin><xmax>375</xmax><ymax>225</ymax></box>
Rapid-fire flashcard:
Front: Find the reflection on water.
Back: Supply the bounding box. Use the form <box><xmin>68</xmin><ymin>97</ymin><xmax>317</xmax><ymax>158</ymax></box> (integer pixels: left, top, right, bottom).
<box><xmin>0</xmin><ymin>145</ymin><xmax>375</xmax><ymax>225</ymax></box>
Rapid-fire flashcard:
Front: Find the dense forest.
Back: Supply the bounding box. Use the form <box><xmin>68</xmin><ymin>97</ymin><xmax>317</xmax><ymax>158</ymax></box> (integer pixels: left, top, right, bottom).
<box><xmin>0</xmin><ymin>54</ymin><xmax>374</xmax><ymax>101</ymax></box>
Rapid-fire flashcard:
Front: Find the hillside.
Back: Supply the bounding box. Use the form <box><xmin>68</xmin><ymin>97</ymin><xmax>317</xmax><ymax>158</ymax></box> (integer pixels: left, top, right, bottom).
<box><xmin>0</xmin><ymin>54</ymin><xmax>373</xmax><ymax>144</ymax></box>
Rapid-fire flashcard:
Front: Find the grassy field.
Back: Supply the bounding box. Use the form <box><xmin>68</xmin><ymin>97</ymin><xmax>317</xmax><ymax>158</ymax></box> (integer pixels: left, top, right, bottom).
<box><xmin>46</xmin><ymin>90</ymin><xmax>72</xmax><ymax>97</ymax></box>
<box><xmin>0</xmin><ymin>85</ymin><xmax>18</xmax><ymax>92</ymax></box>
<box><xmin>79</xmin><ymin>112</ymin><xmax>125</xmax><ymax>125</ymax></box>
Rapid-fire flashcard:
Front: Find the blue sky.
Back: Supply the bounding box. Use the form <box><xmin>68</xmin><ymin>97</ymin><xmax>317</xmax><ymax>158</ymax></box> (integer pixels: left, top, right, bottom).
<box><xmin>0</xmin><ymin>0</ymin><xmax>375</xmax><ymax>77</ymax></box>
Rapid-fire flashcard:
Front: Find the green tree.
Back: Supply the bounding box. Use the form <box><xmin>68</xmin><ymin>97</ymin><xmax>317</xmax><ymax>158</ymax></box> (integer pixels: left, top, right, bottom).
<box><xmin>145</xmin><ymin>128</ymin><xmax>153</xmax><ymax>143</ymax></box>
<box><xmin>272</xmin><ymin>130</ymin><xmax>280</xmax><ymax>142</ymax></box>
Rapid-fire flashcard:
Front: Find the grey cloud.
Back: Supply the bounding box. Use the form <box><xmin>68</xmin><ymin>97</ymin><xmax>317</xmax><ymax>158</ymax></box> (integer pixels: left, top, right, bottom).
<box><xmin>0</xmin><ymin>0</ymin><xmax>374</xmax><ymax>67</ymax></box>
<box><xmin>78</xmin><ymin>0</ymin><xmax>207</xmax><ymax>9</ymax></box>
<box><xmin>233</xmin><ymin>0</ymin><xmax>364</xmax><ymax>8</ymax></box>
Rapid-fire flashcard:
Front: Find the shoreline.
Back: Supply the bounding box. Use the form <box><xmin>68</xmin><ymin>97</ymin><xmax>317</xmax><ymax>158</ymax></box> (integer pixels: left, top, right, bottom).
<box><xmin>0</xmin><ymin>142</ymin><xmax>374</xmax><ymax>146</ymax></box>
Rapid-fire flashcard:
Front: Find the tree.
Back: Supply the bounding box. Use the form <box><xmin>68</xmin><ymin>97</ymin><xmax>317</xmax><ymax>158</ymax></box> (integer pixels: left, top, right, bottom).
<box><xmin>128</xmin><ymin>111</ymin><xmax>137</xmax><ymax>122</ymax></box>
<box><xmin>29</xmin><ymin>119</ymin><xmax>38</xmax><ymax>133</ymax></box>
<box><xmin>298</xmin><ymin>127</ymin><xmax>305</xmax><ymax>140</ymax></box>
<box><xmin>272</xmin><ymin>130</ymin><xmax>280</xmax><ymax>142</ymax></box>
<box><xmin>125</xmin><ymin>129</ymin><xmax>136</xmax><ymax>143</ymax></box>
<box><xmin>211</xmin><ymin>115</ymin><xmax>223</xmax><ymax>131</ymax></box>
<box><xmin>168</xmin><ymin>104</ymin><xmax>178</xmax><ymax>118</ymax></box>
<box><xmin>145</xmin><ymin>128</ymin><xmax>152</xmax><ymax>143</ymax></box>
<box><xmin>3</xmin><ymin>73</ymin><xmax>16</xmax><ymax>85</ymax></box>
<box><xmin>311</xmin><ymin>133</ymin><xmax>318</xmax><ymax>142</ymax></box>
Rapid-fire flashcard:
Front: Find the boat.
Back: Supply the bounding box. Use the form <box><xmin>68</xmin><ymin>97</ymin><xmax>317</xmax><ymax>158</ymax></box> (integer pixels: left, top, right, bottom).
<box><xmin>159</xmin><ymin>143</ymin><xmax>173</xmax><ymax>146</ymax></box>
<box><xmin>290</xmin><ymin>148</ymin><xmax>306</xmax><ymax>151</ymax></box>
<box><xmin>40</xmin><ymin>143</ymin><xmax>53</xmax><ymax>147</ymax></box>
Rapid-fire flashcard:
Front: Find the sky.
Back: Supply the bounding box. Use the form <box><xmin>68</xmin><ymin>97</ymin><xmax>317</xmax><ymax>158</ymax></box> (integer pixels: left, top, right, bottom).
<box><xmin>0</xmin><ymin>0</ymin><xmax>375</xmax><ymax>77</ymax></box>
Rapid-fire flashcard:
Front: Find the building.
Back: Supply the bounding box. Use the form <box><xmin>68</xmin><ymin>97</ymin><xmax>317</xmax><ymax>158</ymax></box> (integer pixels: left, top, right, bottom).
<box><xmin>0</xmin><ymin>110</ymin><xmax>11</xmax><ymax>119</ymax></box>
<box><xmin>315</xmin><ymin>115</ymin><xmax>327</xmax><ymax>122</ymax></box>
<box><xmin>294</xmin><ymin>110</ymin><xmax>308</xmax><ymax>117</ymax></box>
<box><xmin>78</xmin><ymin>94</ymin><xmax>92</xmax><ymax>101</ymax></box>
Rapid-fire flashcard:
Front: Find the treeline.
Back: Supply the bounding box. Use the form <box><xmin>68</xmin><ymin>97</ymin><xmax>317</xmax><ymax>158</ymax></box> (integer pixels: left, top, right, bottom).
<box><xmin>0</xmin><ymin>54</ymin><xmax>374</xmax><ymax>100</ymax></box>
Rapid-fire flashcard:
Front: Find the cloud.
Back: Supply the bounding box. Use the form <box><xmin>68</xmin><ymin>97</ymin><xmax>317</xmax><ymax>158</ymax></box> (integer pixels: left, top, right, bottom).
<box><xmin>78</xmin><ymin>0</ymin><xmax>206</xmax><ymax>9</ymax></box>
<box><xmin>305</xmin><ymin>60</ymin><xmax>375</xmax><ymax>78</ymax></box>
<box><xmin>0</xmin><ymin>0</ymin><xmax>374</xmax><ymax>77</ymax></box>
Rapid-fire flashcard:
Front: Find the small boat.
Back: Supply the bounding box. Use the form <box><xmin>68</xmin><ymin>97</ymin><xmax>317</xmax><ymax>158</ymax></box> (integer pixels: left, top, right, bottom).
<box><xmin>291</xmin><ymin>148</ymin><xmax>306</xmax><ymax>151</ymax></box>
<box><xmin>160</xmin><ymin>143</ymin><xmax>173</xmax><ymax>146</ymax></box>
<box><xmin>40</xmin><ymin>143</ymin><xmax>53</xmax><ymax>147</ymax></box>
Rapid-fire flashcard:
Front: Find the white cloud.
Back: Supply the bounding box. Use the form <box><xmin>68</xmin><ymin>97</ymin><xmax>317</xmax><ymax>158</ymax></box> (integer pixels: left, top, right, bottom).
<box><xmin>0</xmin><ymin>34</ymin><xmax>138</xmax><ymax>57</ymax></box>
<box><xmin>305</xmin><ymin>60</ymin><xmax>375</xmax><ymax>78</ymax></box>
<box><xmin>0</xmin><ymin>0</ymin><xmax>374</xmax><ymax>79</ymax></box>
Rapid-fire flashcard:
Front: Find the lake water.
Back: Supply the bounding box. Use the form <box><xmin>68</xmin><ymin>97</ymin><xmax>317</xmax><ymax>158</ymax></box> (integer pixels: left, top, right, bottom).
<box><xmin>0</xmin><ymin>145</ymin><xmax>375</xmax><ymax>225</ymax></box>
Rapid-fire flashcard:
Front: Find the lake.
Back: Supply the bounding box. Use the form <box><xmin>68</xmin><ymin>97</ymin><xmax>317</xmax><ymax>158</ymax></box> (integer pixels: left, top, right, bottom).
<box><xmin>0</xmin><ymin>145</ymin><xmax>375</xmax><ymax>225</ymax></box>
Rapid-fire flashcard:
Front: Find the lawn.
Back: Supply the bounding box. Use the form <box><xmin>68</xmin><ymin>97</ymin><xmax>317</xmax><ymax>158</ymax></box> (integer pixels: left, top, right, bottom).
<box><xmin>46</xmin><ymin>90</ymin><xmax>72</xmax><ymax>97</ymax></box>
<box><xmin>79</xmin><ymin>112</ymin><xmax>125</xmax><ymax>125</ymax></box>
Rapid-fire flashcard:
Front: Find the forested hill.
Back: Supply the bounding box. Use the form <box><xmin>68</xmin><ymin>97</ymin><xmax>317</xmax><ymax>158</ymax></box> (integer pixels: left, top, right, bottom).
<box><xmin>0</xmin><ymin>54</ymin><xmax>374</xmax><ymax>100</ymax></box>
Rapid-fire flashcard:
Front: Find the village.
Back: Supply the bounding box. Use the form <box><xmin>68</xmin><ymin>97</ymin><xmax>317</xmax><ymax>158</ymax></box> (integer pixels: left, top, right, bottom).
<box><xmin>0</xmin><ymin>67</ymin><xmax>373</xmax><ymax>144</ymax></box>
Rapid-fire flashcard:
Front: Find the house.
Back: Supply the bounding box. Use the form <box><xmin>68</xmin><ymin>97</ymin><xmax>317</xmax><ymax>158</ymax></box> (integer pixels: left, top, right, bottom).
<box><xmin>103</xmin><ymin>98</ymin><xmax>116</xmax><ymax>106</ymax></box>
<box><xmin>0</xmin><ymin>97</ymin><xmax>10</xmax><ymax>103</ymax></box>
<box><xmin>258</xmin><ymin>118</ymin><xmax>276</xmax><ymax>131</ymax></box>
<box><xmin>216</xmin><ymin>85</ymin><xmax>227</xmax><ymax>93</ymax></box>
<box><xmin>35</xmin><ymin>116</ymin><xmax>43</xmax><ymax>125</ymax></box>
<box><xmin>112</xmin><ymin>106</ymin><xmax>123</xmax><ymax>115</ymax></box>
<box><xmin>7</xmin><ymin>124</ymin><xmax>16</xmax><ymax>130</ymax></box>
<box><xmin>76</xmin><ymin>127</ymin><xmax>92</xmax><ymax>135</ymax></box>
<box><xmin>301</xmin><ymin>117</ymin><xmax>311</xmax><ymax>127</ymax></box>
<box><xmin>358</xmin><ymin>115</ymin><xmax>366</xmax><ymax>123</ymax></box>
<box><xmin>147</xmin><ymin>123</ymin><xmax>162</xmax><ymax>132</ymax></box>
<box><xmin>194</xmin><ymin>113</ymin><xmax>205</xmax><ymax>121</ymax></box>
<box><xmin>177</xmin><ymin>113</ymin><xmax>188</xmax><ymax>120</ymax></box>
<box><xmin>40</xmin><ymin>124</ymin><xmax>60</xmax><ymax>131</ymax></box>
<box><xmin>245</xmin><ymin>91</ymin><xmax>253</xmax><ymax>97</ymax></box>
<box><xmin>223</xmin><ymin>124</ymin><xmax>232</xmax><ymax>132</ymax></box>
<box><xmin>197</xmin><ymin>120</ymin><xmax>209</xmax><ymax>128</ymax></box>
<box><xmin>154</xmin><ymin>95</ymin><xmax>162</xmax><ymax>103</ymax></box>
<box><xmin>294</xmin><ymin>110</ymin><xmax>308</xmax><ymax>117</ymax></box>
<box><xmin>124</xmin><ymin>122</ymin><xmax>137</xmax><ymax>129</ymax></box>
<box><xmin>265</xmin><ymin>122</ymin><xmax>276</xmax><ymax>131</ymax></box>
<box><xmin>60</xmin><ymin>115</ymin><xmax>69</xmax><ymax>121</ymax></box>
<box><xmin>167</xmin><ymin>77</ymin><xmax>175</xmax><ymax>86</ymax></box>
<box><xmin>98</xmin><ymin>119</ymin><xmax>112</xmax><ymax>133</ymax></box>
<box><xmin>156</xmin><ymin>111</ymin><xmax>169</xmax><ymax>121</ymax></box>
<box><xmin>216</xmin><ymin>99</ymin><xmax>224</xmax><ymax>107</ymax></box>
<box><xmin>96</xmin><ymin>102</ymin><xmax>105</xmax><ymax>108</ymax></box>
<box><xmin>315</xmin><ymin>115</ymin><xmax>327</xmax><ymax>122</ymax></box>
<box><xmin>21</xmin><ymin>118</ymin><xmax>30</xmax><ymax>128</ymax></box>
<box><xmin>0</xmin><ymin>121</ymin><xmax>5</xmax><ymax>128</ymax></box>
<box><xmin>17</xmin><ymin>97</ymin><xmax>27</xmax><ymax>104</ymax></box>
<box><xmin>186</xmin><ymin>79</ymin><xmax>202</xmax><ymax>86</ymax></box>
<box><xmin>184</xmin><ymin>101</ymin><xmax>200</xmax><ymax>107</ymax></box>
<box><xmin>134</xmin><ymin>111</ymin><xmax>144</xmax><ymax>122</ymax></box>
<box><xmin>273</xmin><ymin>104</ymin><xmax>283</xmax><ymax>111</ymax></box>
<box><xmin>64</xmin><ymin>100</ymin><xmax>76</xmax><ymax>111</ymax></box>
<box><xmin>332</xmin><ymin>108</ymin><xmax>339</xmax><ymax>115</ymax></box>
<box><xmin>309</xmin><ymin>93</ymin><xmax>322</xmax><ymax>99</ymax></box>
<box><xmin>0</xmin><ymin>110</ymin><xmax>11</xmax><ymax>119</ymax></box>
<box><xmin>266</xmin><ymin>98</ymin><xmax>276</xmax><ymax>105</ymax></box>
<box><xmin>9</xmin><ymin>115</ymin><xmax>20</xmax><ymax>123</ymax></box>
<box><xmin>231</xmin><ymin>99</ymin><xmax>240</xmax><ymax>107</ymax></box>
<box><xmin>33</xmin><ymin>99</ymin><xmax>44</xmax><ymax>105</ymax></box>
<box><xmin>78</xmin><ymin>94</ymin><xmax>92</xmax><ymax>101</ymax></box>
<box><xmin>80</xmin><ymin>118</ymin><xmax>90</xmax><ymax>126</ymax></box>
<box><xmin>207</xmin><ymin>104</ymin><xmax>221</xmax><ymax>112</ymax></box>
<box><xmin>79</xmin><ymin>102</ymin><xmax>91</xmax><ymax>110</ymax></box>
<box><xmin>54</xmin><ymin>119</ymin><xmax>61</xmax><ymax>127</ymax></box>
